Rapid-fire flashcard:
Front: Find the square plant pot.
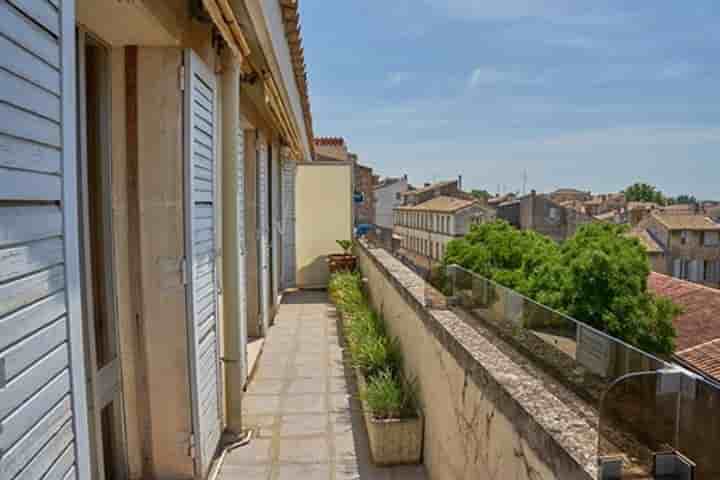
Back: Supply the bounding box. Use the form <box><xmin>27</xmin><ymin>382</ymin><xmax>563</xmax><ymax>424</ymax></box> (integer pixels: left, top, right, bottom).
<box><xmin>355</xmin><ymin>369</ymin><xmax>424</xmax><ymax>466</ymax></box>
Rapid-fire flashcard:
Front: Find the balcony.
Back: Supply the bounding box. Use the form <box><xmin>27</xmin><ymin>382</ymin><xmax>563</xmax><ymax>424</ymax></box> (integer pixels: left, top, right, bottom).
<box><xmin>215</xmin><ymin>290</ymin><xmax>428</xmax><ymax>479</ymax></box>
<box><xmin>346</xmin><ymin>239</ymin><xmax>719</xmax><ymax>479</ymax></box>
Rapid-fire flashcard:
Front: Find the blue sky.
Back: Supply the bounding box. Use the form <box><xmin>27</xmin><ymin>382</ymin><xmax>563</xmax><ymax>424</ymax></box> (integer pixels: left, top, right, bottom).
<box><xmin>299</xmin><ymin>0</ymin><xmax>720</xmax><ymax>199</ymax></box>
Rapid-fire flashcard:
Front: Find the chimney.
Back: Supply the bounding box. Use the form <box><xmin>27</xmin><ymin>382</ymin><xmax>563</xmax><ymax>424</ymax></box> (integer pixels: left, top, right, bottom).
<box><xmin>458</xmin><ymin>175</ymin><xmax>462</xmax><ymax>190</ymax></box>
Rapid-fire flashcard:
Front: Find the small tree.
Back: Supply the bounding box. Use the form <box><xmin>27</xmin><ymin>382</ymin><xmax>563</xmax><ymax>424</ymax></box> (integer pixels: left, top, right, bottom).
<box><xmin>624</xmin><ymin>182</ymin><xmax>666</xmax><ymax>205</ymax></box>
<box><xmin>441</xmin><ymin>221</ymin><xmax>678</xmax><ymax>355</ymax></box>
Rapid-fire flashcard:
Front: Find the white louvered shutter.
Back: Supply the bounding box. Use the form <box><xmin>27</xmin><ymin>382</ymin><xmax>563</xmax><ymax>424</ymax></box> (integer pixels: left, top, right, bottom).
<box><xmin>258</xmin><ymin>142</ymin><xmax>270</xmax><ymax>330</ymax></box>
<box><xmin>183</xmin><ymin>49</ymin><xmax>221</xmax><ymax>478</ymax></box>
<box><xmin>0</xmin><ymin>2</ymin><xmax>91</xmax><ymax>479</ymax></box>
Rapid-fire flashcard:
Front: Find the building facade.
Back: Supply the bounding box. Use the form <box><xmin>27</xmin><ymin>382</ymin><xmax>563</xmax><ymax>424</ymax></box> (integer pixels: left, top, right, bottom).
<box><xmin>636</xmin><ymin>212</ymin><xmax>720</xmax><ymax>287</ymax></box>
<box><xmin>497</xmin><ymin>190</ymin><xmax>593</xmax><ymax>242</ymax></box>
<box><xmin>353</xmin><ymin>160</ymin><xmax>375</xmax><ymax>226</ymax></box>
<box><xmin>394</xmin><ymin>196</ymin><xmax>494</xmax><ymax>274</ymax></box>
<box><xmin>0</xmin><ymin>2</ymin><xmax>353</xmax><ymax>480</ymax></box>
<box><xmin>374</xmin><ymin>175</ymin><xmax>409</xmax><ymax>230</ymax></box>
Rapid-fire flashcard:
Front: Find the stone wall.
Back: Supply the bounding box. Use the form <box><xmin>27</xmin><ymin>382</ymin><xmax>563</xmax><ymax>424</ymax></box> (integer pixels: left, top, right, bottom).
<box><xmin>356</xmin><ymin>242</ymin><xmax>596</xmax><ymax>480</ymax></box>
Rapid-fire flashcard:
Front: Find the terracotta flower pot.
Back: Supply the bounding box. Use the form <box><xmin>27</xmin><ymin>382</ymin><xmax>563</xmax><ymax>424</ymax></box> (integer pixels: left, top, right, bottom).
<box><xmin>327</xmin><ymin>253</ymin><xmax>357</xmax><ymax>273</ymax></box>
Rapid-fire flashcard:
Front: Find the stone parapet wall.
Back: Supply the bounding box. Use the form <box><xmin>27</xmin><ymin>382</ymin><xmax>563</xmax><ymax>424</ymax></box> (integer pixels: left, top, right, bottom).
<box><xmin>356</xmin><ymin>242</ymin><xmax>596</xmax><ymax>480</ymax></box>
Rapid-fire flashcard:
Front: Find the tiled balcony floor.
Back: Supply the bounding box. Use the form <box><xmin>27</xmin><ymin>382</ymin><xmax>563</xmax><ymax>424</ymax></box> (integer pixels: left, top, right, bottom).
<box><xmin>217</xmin><ymin>290</ymin><xmax>428</xmax><ymax>480</ymax></box>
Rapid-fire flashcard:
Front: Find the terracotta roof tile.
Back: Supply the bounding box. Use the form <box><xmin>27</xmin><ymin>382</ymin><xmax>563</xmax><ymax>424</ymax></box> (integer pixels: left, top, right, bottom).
<box><xmin>652</xmin><ymin>212</ymin><xmax>720</xmax><ymax>231</ymax></box>
<box><xmin>676</xmin><ymin>339</ymin><xmax>720</xmax><ymax>383</ymax></box>
<box><xmin>648</xmin><ymin>273</ymin><xmax>720</xmax><ymax>381</ymax></box>
<box><xmin>648</xmin><ymin>273</ymin><xmax>720</xmax><ymax>352</ymax></box>
<box><xmin>313</xmin><ymin>137</ymin><xmax>345</xmax><ymax>146</ymax></box>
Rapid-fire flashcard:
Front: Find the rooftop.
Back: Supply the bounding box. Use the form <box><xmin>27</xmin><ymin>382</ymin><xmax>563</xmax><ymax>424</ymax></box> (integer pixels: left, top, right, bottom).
<box><xmin>628</xmin><ymin>228</ymin><xmax>664</xmax><ymax>253</ymax></box>
<box><xmin>400</xmin><ymin>180</ymin><xmax>456</xmax><ymax>196</ymax></box>
<box><xmin>651</xmin><ymin>212</ymin><xmax>720</xmax><ymax>231</ymax></box>
<box><xmin>313</xmin><ymin>136</ymin><xmax>346</xmax><ymax>146</ymax></box>
<box><xmin>648</xmin><ymin>272</ymin><xmax>720</xmax><ymax>382</ymax></box>
<box><xmin>396</xmin><ymin>195</ymin><xmax>478</xmax><ymax>213</ymax></box>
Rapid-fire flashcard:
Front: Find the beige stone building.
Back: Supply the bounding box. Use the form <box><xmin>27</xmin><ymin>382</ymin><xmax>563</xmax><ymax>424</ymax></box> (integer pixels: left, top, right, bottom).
<box><xmin>394</xmin><ymin>196</ymin><xmax>494</xmax><ymax>274</ymax></box>
<box><xmin>0</xmin><ymin>1</ymin><xmax>353</xmax><ymax>479</ymax></box>
<box><xmin>635</xmin><ymin>212</ymin><xmax>720</xmax><ymax>287</ymax></box>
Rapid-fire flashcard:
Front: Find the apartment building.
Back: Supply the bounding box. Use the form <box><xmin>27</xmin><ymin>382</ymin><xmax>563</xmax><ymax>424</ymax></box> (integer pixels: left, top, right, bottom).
<box><xmin>352</xmin><ymin>157</ymin><xmax>375</xmax><ymax>226</ymax></box>
<box><xmin>0</xmin><ymin>2</ymin><xmax>352</xmax><ymax>479</ymax></box>
<box><xmin>370</xmin><ymin>174</ymin><xmax>409</xmax><ymax>248</ymax></box>
<box><xmin>394</xmin><ymin>196</ymin><xmax>494</xmax><ymax>273</ymax></box>
<box><xmin>496</xmin><ymin>190</ymin><xmax>594</xmax><ymax>242</ymax></box>
<box><xmin>635</xmin><ymin>212</ymin><xmax>720</xmax><ymax>287</ymax></box>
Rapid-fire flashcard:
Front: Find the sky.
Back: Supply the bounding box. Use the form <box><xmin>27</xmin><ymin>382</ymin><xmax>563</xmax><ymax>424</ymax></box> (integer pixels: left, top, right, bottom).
<box><xmin>298</xmin><ymin>0</ymin><xmax>720</xmax><ymax>200</ymax></box>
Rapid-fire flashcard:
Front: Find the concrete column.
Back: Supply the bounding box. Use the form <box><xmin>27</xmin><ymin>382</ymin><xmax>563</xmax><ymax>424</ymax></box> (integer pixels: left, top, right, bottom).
<box><xmin>220</xmin><ymin>50</ymin><xmax>245</xmax><ymax>435</ymax></box>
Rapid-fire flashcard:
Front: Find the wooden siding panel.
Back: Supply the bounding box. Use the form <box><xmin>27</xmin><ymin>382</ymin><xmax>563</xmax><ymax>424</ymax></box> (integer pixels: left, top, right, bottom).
<box><xmin>0</xmin><ymin>68</ymin><xmax>60</xmax><ymax>121</ymax></box>
<box><xmin>0</xmin><ymin>238</ymin><xmax>64</xmax><ymax>282</ymax></box>
<box><xmin>0</xmin><ymin>395</ymin><xmax>71</xmax><ymax>479</ymax></box>
<box><xmin>0</xmin><ymin>102</ymin><xmax>61</xmax><ymax>147</ymax></box>
<box><xmin>41</xmin><ymin>442</ymin><xmax>75</xmax><ymax>480</ymax></box>
<box><xmin>0</xmin><ymin>372</ymin><xmax>70</xmax><ymax>457</ymax></box>
<box><xmin>0</xmin><ymin>134</ymin><xmax>61</xmax><ymax>173</ymax></box>
<box><xmin>0</xmin><ymin>206</ymin><xmax>62</xmax><ymax>247</ymax></box>
<box><xmin>0</xmin><ymin>293</ymin><xmax>66</xmax><ymax>352</ymax></box>
<box><xmin>0</xmin><ymin>1</ymin><xmax>59</xmax><ymax>67</ymax></box>
<box><xmin>7</xmin><ymin>0</ymin><xmax>60</xmax><ymax>37</ymax></box>
<box><xmin>0</xmin><ymin>167</ymin><xmax>61</xmax><ymax>201</ymax></box>
<box><xmin>0</xmin><ymin>34</ymin><xmax>59</xmax><ymax>93</ymax></box>
<box><xmin>0</xmin><ymin>265</ymin><xmax>64</xmax><ymax>318</ymax></box>
<box><xmin>16</xmin><ymin>419</ymin><xmax>73</xmax><ymax>480</ymax></box>
<box><xmin>0</xmin><ymin>316</ymin><xmax>66</xmax><ymax>380</ymax></box>
<box><xmin>0</xmin><ymin>343</ymin><xmax>68</xmax><ymax>418</ymax></box>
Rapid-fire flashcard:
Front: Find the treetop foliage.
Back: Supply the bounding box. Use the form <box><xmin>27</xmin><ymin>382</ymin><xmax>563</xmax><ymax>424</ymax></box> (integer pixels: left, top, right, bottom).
<box><xmin>442</xmin><ymin>220</ymin><xmax>679</xmax><ymax>354</ymax></box>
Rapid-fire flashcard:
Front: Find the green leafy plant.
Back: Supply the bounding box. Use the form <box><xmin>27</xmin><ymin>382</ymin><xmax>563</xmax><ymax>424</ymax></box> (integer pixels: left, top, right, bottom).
<box><xmin>329</xmin><ymin>270</ymin><xmax>418</xmax><ymax>419</ymax></box>
<box><xmin>353</xmin><ymin>334</ymin><xmax>402</xmax><ymax>378</ymax></box>
<box><xmin>362</xmin><ymin>369</ymin><xmax>417</xmax><ymax>420</ymax></box>
<box><xmin>336</xmin><ymin>239</ymin><xmax>353</xmax><ymax>254</ymax></box>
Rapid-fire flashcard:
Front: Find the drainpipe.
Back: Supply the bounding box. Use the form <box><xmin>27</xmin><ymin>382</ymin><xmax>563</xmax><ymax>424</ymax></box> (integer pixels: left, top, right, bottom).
<box><xmin>220</xmin><ymin>49</ymin><xmax>245</xmax><ymax>436</ymax></box>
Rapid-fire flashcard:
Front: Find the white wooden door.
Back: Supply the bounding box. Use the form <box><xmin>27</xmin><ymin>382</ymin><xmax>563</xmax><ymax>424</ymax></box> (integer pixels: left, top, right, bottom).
<box><xmin>0</xmin><ymin>1</ymin><xmax>91</xmax><ymax>479</ymax></box>
<box><xmin>183</xmin><ymin>49</ymin><xmax>221</xmax><ymax>478</ymax></box>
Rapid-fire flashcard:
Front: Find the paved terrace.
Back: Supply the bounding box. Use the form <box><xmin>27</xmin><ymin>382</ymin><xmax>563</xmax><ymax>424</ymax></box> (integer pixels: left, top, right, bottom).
<box><xmin>216</xmin><ymin>290</ymin><xmax>428</xmax><ymax>480</ymax></box>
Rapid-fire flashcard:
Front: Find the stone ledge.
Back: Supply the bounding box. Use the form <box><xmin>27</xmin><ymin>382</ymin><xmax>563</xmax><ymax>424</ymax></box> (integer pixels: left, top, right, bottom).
<box><xmin>357</xmin><ymin>241</ymin><xmax>597</xmax><ymax>480</ymax></box>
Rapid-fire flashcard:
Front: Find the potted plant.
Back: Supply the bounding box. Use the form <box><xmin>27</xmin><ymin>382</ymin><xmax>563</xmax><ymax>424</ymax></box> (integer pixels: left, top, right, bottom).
<box><xmin>329</xmin><ymin>272</ymin><xmax>423</xmax><ymax>465</ymax></box>
<box><xmin>327</xmin><ymin>239</ymin><xmax>357</xmax><ymax>273</ymax></box>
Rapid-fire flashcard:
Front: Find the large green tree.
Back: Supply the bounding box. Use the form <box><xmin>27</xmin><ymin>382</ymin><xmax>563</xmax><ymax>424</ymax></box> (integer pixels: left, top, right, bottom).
<box><xmin>442</xmin><ymin>221</ymin><xmax>678</xmax><ymax>354</ymax></box>
<box><xmin>624</xmin><ymin>182</ymin><xmax>666</xmax><ymax>204</ymax></box>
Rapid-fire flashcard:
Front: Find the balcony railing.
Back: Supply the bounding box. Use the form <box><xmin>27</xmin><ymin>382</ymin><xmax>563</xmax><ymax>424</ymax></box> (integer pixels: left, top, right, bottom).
<box><xmin>446</xmin><ymin>264</ymin><xmax>720</xmax><ymax>479</ymax></box>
